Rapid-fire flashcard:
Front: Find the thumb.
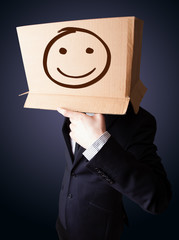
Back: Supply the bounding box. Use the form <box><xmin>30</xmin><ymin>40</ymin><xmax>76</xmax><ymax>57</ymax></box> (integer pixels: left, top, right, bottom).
<box><xmin>93</xmin><ymin>114</ymin><xmax>106</xmax><ymax>132</ymax></box>
<box><xmin>94</xmin><ymin>113</ymin><xmax>104</xmax><ymax>120</ymax></box>
<box><xmin>93</xmin><ymin>113</ymin><xmax>105</xmax><ymax>124</ymax></box>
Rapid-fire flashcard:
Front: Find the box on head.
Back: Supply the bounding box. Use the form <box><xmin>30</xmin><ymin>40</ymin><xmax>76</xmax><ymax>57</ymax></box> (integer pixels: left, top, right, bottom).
<box><xmin>17</xmin><ymin>16</ymin><xmax>147</xmax><ymax>115</ymax></box>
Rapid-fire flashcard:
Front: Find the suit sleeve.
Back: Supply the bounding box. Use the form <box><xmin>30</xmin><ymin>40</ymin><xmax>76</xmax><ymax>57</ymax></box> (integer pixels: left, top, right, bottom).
<box><xmin>86</xmin><ymin>115</ymin><xmax>172</xmax><ymax>214</ymax></box>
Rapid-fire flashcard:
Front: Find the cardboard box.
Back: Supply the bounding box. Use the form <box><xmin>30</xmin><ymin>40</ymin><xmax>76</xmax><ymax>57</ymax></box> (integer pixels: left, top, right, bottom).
<box><xmin>17</xmin><ymin>16</ymin><xmax>147</xmax><ymax>114</ymax></box>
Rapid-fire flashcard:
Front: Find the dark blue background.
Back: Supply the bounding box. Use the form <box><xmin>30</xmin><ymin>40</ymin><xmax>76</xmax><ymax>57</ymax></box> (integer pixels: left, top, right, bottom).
<box><xmin>1</xmin><ymin>0</ymin><xmax>178</xmax><ymax>239</ymax></box>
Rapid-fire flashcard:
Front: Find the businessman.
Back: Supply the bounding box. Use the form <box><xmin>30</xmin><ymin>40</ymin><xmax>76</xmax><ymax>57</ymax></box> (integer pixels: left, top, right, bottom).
<box><xmin>56</xmin><ymin>103</ymin><xmax>171</xmax><ymax>240</ymax></box>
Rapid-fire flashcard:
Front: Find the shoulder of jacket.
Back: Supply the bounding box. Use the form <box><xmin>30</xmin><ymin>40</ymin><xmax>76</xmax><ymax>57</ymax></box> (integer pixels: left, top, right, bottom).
<box><xmin>137</xmin><ymin>107</ymin><xmax>156</xmax><ymax>127</ymax></box>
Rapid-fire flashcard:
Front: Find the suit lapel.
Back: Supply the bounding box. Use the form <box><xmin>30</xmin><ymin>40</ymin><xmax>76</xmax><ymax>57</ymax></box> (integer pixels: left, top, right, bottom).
<box><xmin>73</xmin><ymin>145</ymin><xmax>85</xmax><ymax>165</ymax></box>
<box><xmin>104</xmin><ymin>102</ymin><xmax>134</xmax><ymax>130</ymax></box>
<box><xmin>104</xmin><ymin>114</ymin><xmax>119</xmax><ymax>130</ymax></box>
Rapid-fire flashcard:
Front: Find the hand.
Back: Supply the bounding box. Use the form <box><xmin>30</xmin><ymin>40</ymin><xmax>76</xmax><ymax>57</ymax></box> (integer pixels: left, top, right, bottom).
<box><xmin>57</xmin><ymin>108</ymin><xmax>106</xmax><ymax>149</ymax></box>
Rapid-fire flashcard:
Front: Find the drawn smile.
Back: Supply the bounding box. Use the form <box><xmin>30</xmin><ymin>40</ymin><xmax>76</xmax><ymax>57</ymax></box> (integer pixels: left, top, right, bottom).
<box><xmin>57</xmin><ymin>67</ymin><xmax>96</xmax><ymax>78</ymax></box>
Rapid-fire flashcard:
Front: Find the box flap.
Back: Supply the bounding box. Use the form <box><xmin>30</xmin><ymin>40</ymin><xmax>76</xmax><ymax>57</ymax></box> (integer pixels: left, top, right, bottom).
<box><xmin>130</xmin><ymin>80</ymin><xmax>147</xmax><ymax>113</ymax></box>
<box><xmin>24</xmin><ymin>92</ymin><xmax>130</xmax><ymax>115</ymax></box>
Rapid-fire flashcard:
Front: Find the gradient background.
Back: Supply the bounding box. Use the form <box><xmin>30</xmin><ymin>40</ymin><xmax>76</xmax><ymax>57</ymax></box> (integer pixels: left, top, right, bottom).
<box><xmin>1</xmin><ymin>0</ymin><xmax>178</xmax><ymax>239</ymax></box>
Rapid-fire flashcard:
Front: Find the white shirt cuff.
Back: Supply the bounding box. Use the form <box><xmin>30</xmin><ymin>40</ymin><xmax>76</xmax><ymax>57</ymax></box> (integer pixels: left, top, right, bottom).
<box><xmin>82</xmin><ymin>131</ymin><xmax>111</xmax><ymax>161</ymax></box>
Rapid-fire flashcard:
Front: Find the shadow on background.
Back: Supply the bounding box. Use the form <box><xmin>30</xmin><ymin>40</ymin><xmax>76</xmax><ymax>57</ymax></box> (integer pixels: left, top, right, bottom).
<box><xmin>1</xmin><ymin>0</ymin><xmax>178</xmax><ymax>239</ymax></box>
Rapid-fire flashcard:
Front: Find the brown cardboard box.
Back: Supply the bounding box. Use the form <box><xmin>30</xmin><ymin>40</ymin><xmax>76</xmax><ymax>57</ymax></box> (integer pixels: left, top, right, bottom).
<box><xmin>17</xmin><ymin>16</ymin><xmax>147</xmax><ymax>114</ymax></box>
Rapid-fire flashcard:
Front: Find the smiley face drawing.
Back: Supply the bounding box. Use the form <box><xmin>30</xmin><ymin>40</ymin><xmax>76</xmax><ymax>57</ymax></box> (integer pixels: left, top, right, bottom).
<box><xmin>43</xmin><ymin>27</ymin><xmax>111</xmax><ymax>89</ymax></box>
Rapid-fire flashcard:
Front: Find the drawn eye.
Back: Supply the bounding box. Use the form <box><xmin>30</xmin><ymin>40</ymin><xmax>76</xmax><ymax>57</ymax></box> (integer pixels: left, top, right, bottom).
<box><xmin>86</xmin><ymin>47</ymin><xmax>94</xmax><ymax>54</ymax></box>
<box><xmin>59</xmin><ymin>48</ymin><xmax>67</xmax><ymax>54</ymax></box>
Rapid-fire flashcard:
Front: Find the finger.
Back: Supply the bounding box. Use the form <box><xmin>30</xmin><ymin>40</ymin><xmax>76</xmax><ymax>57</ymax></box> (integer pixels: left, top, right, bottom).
<box><xmin>69</xmin><ymin>131</ymin><xmax>75</xmax><ymax>141</ymax></box>
<box><xmin>69</xmin><ymin>123</ymin><xmax>75</xmax><ymax>131</ymax></box>
<box><xmin>57</xmin><ymin>107</ymin><xmax>71</xmax><ymax>117</ymax></box>
<box><xmin>57</xmin><ymin>107</ymin><xmax>83</xmax><ymax>119</ymax></box>
<box><xmin>69</xmin><ymin>111</ymin><xmax>85</xmax><ymax>121</ymax></box>
<box><xmin>69</xmin><ymin>131</ymin><xmax>73</xmax><ymax>139</ymax></box>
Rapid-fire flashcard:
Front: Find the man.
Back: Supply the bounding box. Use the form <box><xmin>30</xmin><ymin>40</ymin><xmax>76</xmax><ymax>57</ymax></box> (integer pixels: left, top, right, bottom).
<box><xmin>56</xmin><ymin>103</ymin><xmax>171</xmax><ymax>240</ymax></box>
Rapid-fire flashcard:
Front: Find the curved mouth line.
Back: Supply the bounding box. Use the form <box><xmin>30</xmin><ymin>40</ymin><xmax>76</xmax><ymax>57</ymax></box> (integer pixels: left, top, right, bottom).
<box><xmin>57</xmin><ymin>67</ymin><xmax>96</xmax><ymax>78</ymax></box>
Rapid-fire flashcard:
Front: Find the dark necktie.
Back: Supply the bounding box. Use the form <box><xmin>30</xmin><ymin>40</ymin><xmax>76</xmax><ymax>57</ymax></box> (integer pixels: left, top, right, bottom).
<box><xmin>74</xmin><ymin>142</ymin><xmax>80</xmax><ymax>159</ymax></box>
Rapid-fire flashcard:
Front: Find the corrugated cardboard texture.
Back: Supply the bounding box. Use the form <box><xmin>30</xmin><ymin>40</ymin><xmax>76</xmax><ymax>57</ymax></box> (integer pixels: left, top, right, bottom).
<box><xmin>17</xmin><ymin>16</ymin><xmax>147</xmax><ymax>114</ymax></box>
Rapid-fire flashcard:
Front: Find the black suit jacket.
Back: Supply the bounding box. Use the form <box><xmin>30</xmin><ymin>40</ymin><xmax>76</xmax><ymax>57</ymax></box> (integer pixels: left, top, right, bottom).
<box><xmin>58</xmin><ymin>104</ymin><xmax>171</xmax><ymax>240</ymax></box>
